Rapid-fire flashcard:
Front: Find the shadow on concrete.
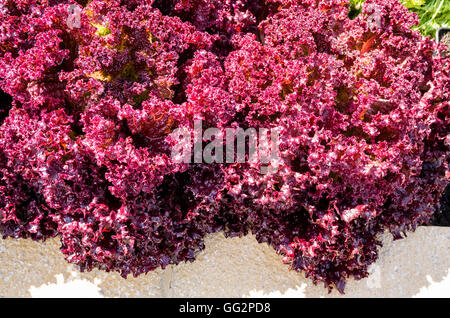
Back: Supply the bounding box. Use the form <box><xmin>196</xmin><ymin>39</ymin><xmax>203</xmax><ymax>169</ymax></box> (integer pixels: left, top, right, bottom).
<box><xmin>0</xmin><ymin>227</ymin><xmax>448</xmax><ymax>297</ymax></box>
<box><xmin>166</xmin><ymin>228</ymin><xmax>449</xmax><ymax>298</ymax></box>
<box><xmin>0</xmin><ymin>237</ymin><xmax>163</xmax><ymax>297</ymax></box>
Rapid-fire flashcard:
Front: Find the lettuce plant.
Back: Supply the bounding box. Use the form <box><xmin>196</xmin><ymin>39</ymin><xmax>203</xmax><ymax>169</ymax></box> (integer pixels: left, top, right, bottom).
<box><xmin>0</xmin><ymin>0</ymin><xmax>448</xmax><ymax>293</ymax></box>
<box><xmin>350</xmin><ymin>0</ymin><xmax>450</xmax><ymax>37</ymax></box>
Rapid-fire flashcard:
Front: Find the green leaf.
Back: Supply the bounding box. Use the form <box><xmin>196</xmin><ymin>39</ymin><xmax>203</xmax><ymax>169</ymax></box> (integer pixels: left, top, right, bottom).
<box><xmin>91</xmin><ymin>23</ymin><xmax>111</xmax><ymax>37</ymax></box>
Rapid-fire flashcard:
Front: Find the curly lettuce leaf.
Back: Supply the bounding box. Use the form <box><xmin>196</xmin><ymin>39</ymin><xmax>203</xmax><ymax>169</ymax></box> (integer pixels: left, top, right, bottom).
<box><xmin>349</xmin><ymin>0</ymin><xmax>450</xmax><ymax>37</ymax></box>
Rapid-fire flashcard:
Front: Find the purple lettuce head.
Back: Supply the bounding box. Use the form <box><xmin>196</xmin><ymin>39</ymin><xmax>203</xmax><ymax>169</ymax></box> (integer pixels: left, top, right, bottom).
<box><xmin>0</xmin><ymin>0</ymin><xmax>448</xmax><ymax>292</ymax></box>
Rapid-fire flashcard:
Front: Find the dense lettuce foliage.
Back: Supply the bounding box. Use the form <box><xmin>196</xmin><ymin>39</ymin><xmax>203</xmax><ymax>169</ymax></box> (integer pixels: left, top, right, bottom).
<box><xmin>0</xmin><ymin>0</ymin><xmax>448</xmax><ymax>292</ymax></box>
<box><xmin>350</xmin><ymin>0</ymin><xmax>450</xmax><ymax>37</ymax></box>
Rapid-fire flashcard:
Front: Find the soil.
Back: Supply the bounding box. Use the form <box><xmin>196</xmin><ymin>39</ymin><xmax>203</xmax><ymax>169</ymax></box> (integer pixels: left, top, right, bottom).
<box><xmin>431</xmin><ymin>184</ymin><xmax>450</xmax><ymax>227</ymax></box>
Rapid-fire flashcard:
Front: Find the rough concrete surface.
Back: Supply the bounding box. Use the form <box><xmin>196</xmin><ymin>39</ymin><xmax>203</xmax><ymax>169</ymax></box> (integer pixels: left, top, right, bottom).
<box><xmin>0</xmin><ymin>227</ymin><xmax>448</xmax><ymax>298</ymax></box>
